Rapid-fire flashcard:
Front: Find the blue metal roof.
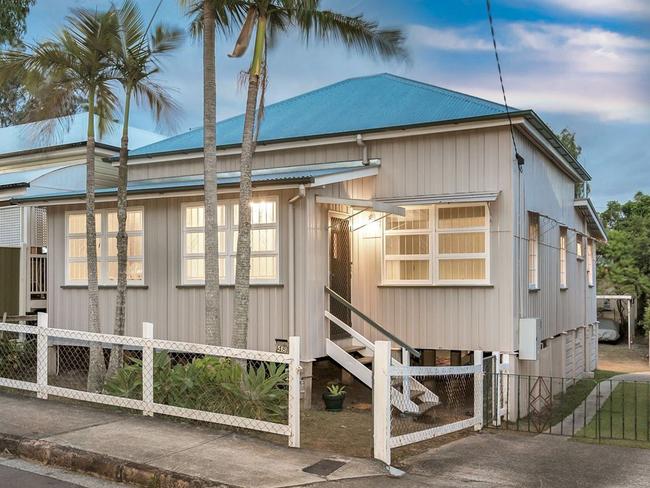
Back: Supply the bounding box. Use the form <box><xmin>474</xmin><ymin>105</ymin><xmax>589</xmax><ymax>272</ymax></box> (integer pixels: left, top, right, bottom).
<box><xmin>129</xmin><ymin>73</ymin><xmax>514</xmax><ymax>157</ymax></box>
<box><xmin>0</xmin><ymin>166</ymin><xmax>66</xmax><ymax>189</ymax></box>
<box><xmin>13</xmin><ymin>161</ymin><xmax>375</xmax><ymax>202</ymax></box>
<box><xmin>0</xmin><ymin>112</ymin><xmax>165</xmax><ymax>157</ymax></box>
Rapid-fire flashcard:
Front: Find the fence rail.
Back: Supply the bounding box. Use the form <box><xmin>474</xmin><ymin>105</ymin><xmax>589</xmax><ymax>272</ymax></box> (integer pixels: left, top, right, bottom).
<box><xmin>0</xmin><ymin>314</ymin><xmax>301</xmax><ymax>447</ymax></box>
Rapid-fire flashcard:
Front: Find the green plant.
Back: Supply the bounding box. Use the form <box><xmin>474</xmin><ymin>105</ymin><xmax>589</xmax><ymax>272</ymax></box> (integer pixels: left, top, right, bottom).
<box><xmin>103</xmin><ymin>352</ymin><xmax>288</xmax><ymax>422</ymax></box>
<box><xmin>325</xmin><ymin>384</ymin><xmax>345</xmax><ymax>397</ymax></box>
<box><xmin>0</xmin><ymin>336</ymin><xmax>36</xmax><ymax>381</ymax></box>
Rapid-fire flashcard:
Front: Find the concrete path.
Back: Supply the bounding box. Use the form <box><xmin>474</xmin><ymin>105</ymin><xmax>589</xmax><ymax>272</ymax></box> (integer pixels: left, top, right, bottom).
<box><xmin>0</xmin><ymin>392</ymin><xmax>386</xmax><ymax>488</ymax></box>
<box><xmin>551</xmin><ymin>371</ymin><xmax>650</xmax><ymax>435</ymax></box>
<box><xmin>304</xmin><ymin>430</ymin><xmax>650</xmax><ymax>487</ymax></box>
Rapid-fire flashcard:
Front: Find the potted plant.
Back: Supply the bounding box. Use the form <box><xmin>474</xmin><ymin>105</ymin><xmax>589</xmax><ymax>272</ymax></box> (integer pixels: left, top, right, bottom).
<box><xmin>322</xmin><ymin>384</ymin><xmax>346</xmax><ymax>411</ymax></box>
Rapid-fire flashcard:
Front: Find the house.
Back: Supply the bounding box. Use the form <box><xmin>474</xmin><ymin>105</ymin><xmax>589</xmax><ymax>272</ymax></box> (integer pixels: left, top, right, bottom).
<box><xmin>12</xmin><ymin>74</ymin><xmax>607</xmax><ymax>399</ymax></box>
<box><xmin>0</xmin><ymin>113</ymin><xmax>164</xmax><ymax>318</ymax></box>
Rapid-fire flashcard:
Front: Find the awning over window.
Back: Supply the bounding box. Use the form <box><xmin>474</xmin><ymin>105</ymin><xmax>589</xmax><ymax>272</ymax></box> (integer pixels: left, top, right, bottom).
<box><xmin>376</xmin><ymin>191</ymin><xmax>500</xmax><ymax>206</ymax></box>
<box><xmin>574</xmin><ymin>198</ymin><xmax>607</xmax><ymax>242</ymax></box>
<box><xmin>315</xmin><ymin>195</ymin><xmax>405</xmax><ymax>216</ymax></box>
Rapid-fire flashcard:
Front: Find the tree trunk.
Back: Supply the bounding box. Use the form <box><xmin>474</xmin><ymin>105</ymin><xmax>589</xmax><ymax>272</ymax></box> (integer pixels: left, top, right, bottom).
<box><xmin>106</xmin><ymin>92</ymin><xmax>131</xmax><ymax>381</ymax></box>
<box><xmin>232</xmin><ymin>73</ymin><xmax>260</xmax><ymax>349</ymax></box>
<box><xmin>203</xmin><ymin>2</ymin><xmax>221</xmax><ymax>345</ymax></box>
<box><xmin>85</xmin><ymin>95</ymin><xmax>106</xmax><ymax>393</ymax></box>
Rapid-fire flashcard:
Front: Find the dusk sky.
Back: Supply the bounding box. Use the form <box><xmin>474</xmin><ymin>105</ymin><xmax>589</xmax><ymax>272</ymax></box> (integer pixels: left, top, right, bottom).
<box><xmin>23</xmin><ymin>0</ymin><xmax>650</xmax><ymax>209</ymax></box>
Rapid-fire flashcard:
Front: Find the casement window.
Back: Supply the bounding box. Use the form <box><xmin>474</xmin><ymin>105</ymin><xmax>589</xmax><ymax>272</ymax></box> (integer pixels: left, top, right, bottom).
<box><xmin>65</xmin><ymin>208</ymin><xmax>144</xmax><ymax>285</ymax></box>
<box><xmin>560</xmin><ymin>227</ymin><xmax>568</xmax><ymax>289</ymax></box>
<box><xmin>528</xmin><ymin>213</ymin><xmax>539</xmax><ymax>289</ymax></box>
<box><xmin>382</xmin><ymin>203</ymin><xmax>490</xmax><ymax>285</ymax></box>
<box><xmin>576</xmin><ymin>235</ymin><xmax>584</xmax><ymax>260</ymax></box>
<box><xmin>586</xmin><ymin>238</ymin><xmax>594</xmax><ymax>287</ymax></box>
<box><xmin>181</xmin><ymin>198</ymin><xmax>279</xmax><ymax>285</ymax></box>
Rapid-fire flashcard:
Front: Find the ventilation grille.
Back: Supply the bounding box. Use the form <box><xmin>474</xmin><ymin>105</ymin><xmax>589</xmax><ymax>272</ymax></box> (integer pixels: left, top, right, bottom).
<box><xmin>31</xmin><ymin>207</ymin><xmax>48</xmax><ymax>247</ymax></box>
<box><xmin>0</xmin><ymin>207</ymin><xmax>22</xmax><ymax>247</ymax></box>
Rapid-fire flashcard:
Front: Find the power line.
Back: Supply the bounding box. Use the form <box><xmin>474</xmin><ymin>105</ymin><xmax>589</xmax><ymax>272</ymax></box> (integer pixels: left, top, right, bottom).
<box><xmin>485</xmin><ymin>0</ymin><xmax>524</xmax><ymax>170</ymax></box>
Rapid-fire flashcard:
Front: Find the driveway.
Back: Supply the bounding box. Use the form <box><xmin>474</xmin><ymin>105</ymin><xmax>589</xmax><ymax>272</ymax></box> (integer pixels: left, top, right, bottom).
<box><xmin>304</xmin><ymin>430</ymin><xmax>650</xmax><ymax>487</ymax></box>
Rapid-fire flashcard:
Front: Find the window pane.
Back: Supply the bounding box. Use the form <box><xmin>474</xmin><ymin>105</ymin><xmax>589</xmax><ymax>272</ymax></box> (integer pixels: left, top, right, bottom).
<box><xmin>185</xmin><ymin>258</ymin><xmax>205</xmax><ymax>280</ymax></box>
<box><xmin>386</xmin><ymin>260</ymin><xmax>429</xmax><ymax>281</ymax></box>
<box><xmin>438</xmin><ymin>206</ymin><xmax>486</xmax><ymax>229</ymax></box>
<box><xmin>234</xmin><ymin>200</ymin><xmax>277</xmax><ymax>225</ymax></box>
<box><xmin>185</xmin><ymin>232</ymin><xmax>204</xmax><ymax>254</ymax></box>
<box><xmin>128</xmin><ymin>260</ymin><xmax>143</xmax><ymax>281</ymax></box>
<box><xmin>250</xmin><ymin>256</ymin><xmax>278</xmax><ymax>280</ymax></box>
<box><xmin>386</xmin><ymin>208</ymin><xmax>429</xmax><ymax>231</ymax></box>
<box><xmin>251</xmin><ymin>228</ymin><xmax>276</xmax><ymax>252</ymax></box>
<box><xmin>185</xmin><ymin>206</ymin><xmax>205</xmax><ymax>228</ymax></box>
<box><xmin>439</xmin><ymin>259</ymin><xmax>485</xmax><ymax>280</ymax></box>
<box><xmin>385</xmin><ymin>234</ymin><xmax>429</xmax><ymax>255</ymax></box>
<box><xmin>68</xmin><ymin>238</ymin><xmax>87</xmax><ymax>258</ymax></box>
<box><xmin>438</xmin><ymin>232</ymin><xmax>485</xmax><ymax>254</ymax></box>
<box><xmin>68</xmin><ymin>262</ymin><xmax>87</xmax><ymax>281</ymax></box>
<box><xmin>68</xmin><ymin>214</ymin><xmax>101</xmax><ymax>234</ymax></box>
<box><xmin>126</xmin><ymin>211</ymin><xmax>143</xmax><ymax>232</ymax></box>
<box><xmin>107</xmin><ymin>235</ymin><xmax>143</xmax><ymax>257</ymax></box>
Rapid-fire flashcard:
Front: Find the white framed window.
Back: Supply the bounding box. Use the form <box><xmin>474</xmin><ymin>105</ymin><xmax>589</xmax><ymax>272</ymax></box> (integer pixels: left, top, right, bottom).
<box><xmin>528</xmin><ymin>213</ymin><xmax>539</xmax><ymax>289</ymax></box>
<box><xmin>586</xmin><ymin>238</ymin><xmax>594</xmax><ymax>287</ymax></box>
<box><xmin>181</xmin><ymin>197</ymin><xmax>279</xmax><ymax>285</ymax></box>
<box><xmin>65</xmin><ymin>208</ymin><xmax>144</xmax><ymax>285</ymax></box>
<box><xmin>560</xmin><ymin>227</ymin><xmax>567</xmax><ymax>289</ymax></box>
<box><xmin>576</xmin><ymin>234</ymin><xmax>584</xmax><ymax>260</ymax></box>
<box><xmin>382</xmin><ymin>203</ymin><xmax>490</xmax><ymax>285</ymax></box>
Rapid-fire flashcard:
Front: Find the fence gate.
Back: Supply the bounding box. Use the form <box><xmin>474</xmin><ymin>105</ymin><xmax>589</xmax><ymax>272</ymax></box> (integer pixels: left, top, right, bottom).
<box><xmin>373</xmin><ymin>342</ymin><xmax>485</xmax><ymax>466</ymax></box>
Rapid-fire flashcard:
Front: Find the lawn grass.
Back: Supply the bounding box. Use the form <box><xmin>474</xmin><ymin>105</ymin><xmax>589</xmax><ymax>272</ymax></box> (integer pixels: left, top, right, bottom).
<box><xmin>578</xmin><ymin>380</ymin><xmax>650</xmax><ymax>448</ymax></box>
<box><xmin>546</xmin><ymin>370</ymin><xmax>619</xmax><ymax>426</ymax></box>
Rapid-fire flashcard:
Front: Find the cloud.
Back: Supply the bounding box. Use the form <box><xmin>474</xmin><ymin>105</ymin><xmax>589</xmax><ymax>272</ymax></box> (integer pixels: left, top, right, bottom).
<box><xmin>408</xmin><ymin>21</ymin><xmax>650</xmax><ymax>123</ymax></box>
<box><xmin>528</xmin><ymin>0</ymin><xmax>650</xmax><ymax>19</ymax></box>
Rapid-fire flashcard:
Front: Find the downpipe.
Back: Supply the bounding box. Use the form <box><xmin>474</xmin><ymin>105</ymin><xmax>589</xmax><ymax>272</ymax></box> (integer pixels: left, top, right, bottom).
<box><xmin>288</xmin><ymin>185</ymin><xmax>306</xmax><ymax>338</ymax></box>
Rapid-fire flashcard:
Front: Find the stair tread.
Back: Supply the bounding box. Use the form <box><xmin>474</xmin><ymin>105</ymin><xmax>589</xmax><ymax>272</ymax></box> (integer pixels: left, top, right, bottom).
<box><xmin>418</xmin><ymin>401</ymin><xmax>438</xmax><ymax>414</ymax></box>
<box><xmin>343</xmin><ymin>344</ymin><xmax>365</xmax><ymax>353</ymax></box>
<box><xmin>357</xmin><ymin>356</ymin><xmax>373</xmax><ymax>365</ymax></box>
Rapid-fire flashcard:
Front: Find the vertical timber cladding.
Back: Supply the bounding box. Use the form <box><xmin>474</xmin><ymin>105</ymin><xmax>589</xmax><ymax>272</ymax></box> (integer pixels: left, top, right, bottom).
<box><xmin>0</xmin><ymin>247</ymin><xmax>20</xmax><ymax>315</ymax></box>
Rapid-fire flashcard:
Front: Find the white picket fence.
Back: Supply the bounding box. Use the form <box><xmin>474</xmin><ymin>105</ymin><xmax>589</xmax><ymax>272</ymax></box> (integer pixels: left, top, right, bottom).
<box><xmin>373</xmin><ymin>343</ymin><xmax>505</xmax><ymax>466</ymax></box>
<box><xmin>0</xmin><ymin>313</ymin><xmax>301</xmax><ymax>447</ymax></box>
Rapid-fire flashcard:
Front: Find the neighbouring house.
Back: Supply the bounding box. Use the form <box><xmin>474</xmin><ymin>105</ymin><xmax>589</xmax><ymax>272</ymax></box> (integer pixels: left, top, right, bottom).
<box><xmin>12</xmin><ymin>74</ymin><xmax>607</xmax><ymax>402</ymax></box>
<box><xmin>0</xmin><ymin>113</ymin><xmax>164</xmax><ymax>318</ymax></box>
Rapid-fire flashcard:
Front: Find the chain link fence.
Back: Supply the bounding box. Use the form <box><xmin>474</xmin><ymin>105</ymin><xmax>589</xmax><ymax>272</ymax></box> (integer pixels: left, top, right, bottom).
<box><xmin>0</xmin><ymin>315</ymin><xmax>301</xmax><ymax>446</ymax></box>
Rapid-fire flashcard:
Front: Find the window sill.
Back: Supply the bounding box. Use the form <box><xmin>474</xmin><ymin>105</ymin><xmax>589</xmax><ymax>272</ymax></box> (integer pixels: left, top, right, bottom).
<box><xmin>577</xmin><ymin>257</ymin><xmax>584</xmax><ymax>261</ymax></box>
<box><xmin>560</xmin><ymin>286</ymin><xmax>569</xmax><ymax>291</ymax></box>
<box><xmin>528</xmin><ymin>286</ymin><xmax>540</xmax><ymax>292</ymax></box>
<box><xmin>176</xmin><ymin>283</ymin><xmax>284</xmax><ymax>289</ymax></box>
<box><xmin>378</xmin><ymin>283</ymin><xmax>494</xmax><ymax>288</ymax></box>
<box><xmin>61</xmin><ymin>285</ymin><xmax>149</xmax><ymax>289</ymax></box>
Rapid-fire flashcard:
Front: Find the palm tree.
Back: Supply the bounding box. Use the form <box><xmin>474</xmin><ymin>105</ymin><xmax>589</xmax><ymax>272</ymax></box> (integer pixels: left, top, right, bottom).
<box><xmin>179</xmin><ymin>1</ymin><xmax>243</xmax><ymax>345</ymax></box>
<box><xmin>106</xmin><ymin>0</ymin><xmax>182</xmax><ymax>379</ymax></box>
<box><xmin>0</xmin><ymin>8</ymin><xmax>120</xmax><ymax>392</ymax></box>
<box><xmin>229</xmin><ymin>1</ymin><xmax>407</xmax><ymax>349</ymax></box>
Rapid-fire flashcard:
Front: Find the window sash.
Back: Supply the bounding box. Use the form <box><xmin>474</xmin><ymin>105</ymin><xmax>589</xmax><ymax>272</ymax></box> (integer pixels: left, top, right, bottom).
<box><xmin>528</xmin><ymin>214</ymin><xmax>539</xmax><ymax>288</ymax></box>
<box><xmin>586</xmin><ymin>239</ymin><xmax>594</xmax><ymax>286</ymax></box>
<box><xmin>382</xmin><ymin>203</ymin><xmax>489</xmax><ymax>285</ymax></box>
<box><xmin>181</xmin><ymin>198</ymin><xmax>280</xmax><ymax>285</ymax></box>
<box><xmin>65</xmin><ymin>208</ymin><xmax>145</xmax><ymax>285</ymax></box>
<box><xmin>560</xmin><ymin>228</ymin><xmax>567</xmax><ymax>289</ymax></box>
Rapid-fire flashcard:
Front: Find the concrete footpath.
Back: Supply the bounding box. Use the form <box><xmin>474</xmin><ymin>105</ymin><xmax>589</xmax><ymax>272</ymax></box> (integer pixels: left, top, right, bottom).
<box><xmin>0</xmin><ymin>392</ymin><xmax>387</xmax><ymax>488</ymax></box>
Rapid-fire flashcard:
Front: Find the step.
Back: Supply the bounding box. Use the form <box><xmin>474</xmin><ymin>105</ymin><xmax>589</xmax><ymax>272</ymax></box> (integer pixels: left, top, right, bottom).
<box><xmin>342</xmin><ymin>344</ymin><xmax>365</xmax><ymax>354</ymax></box>
<box><xmin>357</xmin><ymin>356</ymin><xmax>373</xmax><ymax>365</ymax></box>
<box><xmin>418</xmin><ymin>401</ymin><xmax>438</xmax><ymax>415</ymax></box>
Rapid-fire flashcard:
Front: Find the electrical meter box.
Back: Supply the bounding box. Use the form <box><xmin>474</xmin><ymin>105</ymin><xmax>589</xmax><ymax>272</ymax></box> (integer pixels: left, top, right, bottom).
<box><xmin>519</xmin><ymin>318</ymin><xmax>541</xmax><ymax>360</ymax></box>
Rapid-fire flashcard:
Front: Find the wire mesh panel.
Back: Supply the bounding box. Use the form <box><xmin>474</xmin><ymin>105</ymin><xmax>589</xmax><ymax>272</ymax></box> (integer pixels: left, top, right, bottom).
<box><xmin>390</xmin><ymin>370</ymin><xmax>476</xmax><ymax>446</ymax></box>
<box><xmin>0</xmin><ymin>329</ymin><xmax>37</xmax><ymax>387</ymax></box>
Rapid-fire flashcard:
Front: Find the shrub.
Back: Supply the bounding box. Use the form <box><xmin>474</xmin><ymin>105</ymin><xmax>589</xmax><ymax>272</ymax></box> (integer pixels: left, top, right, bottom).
<box><xmin>0</xmin><ymin>335</ymin><xmax>37</xmax><ymax>381</ymax></box>
<box><xmin>103</xmin><ymin>352</ymin><xmax>288</xmax><ymax>422</ymax></box>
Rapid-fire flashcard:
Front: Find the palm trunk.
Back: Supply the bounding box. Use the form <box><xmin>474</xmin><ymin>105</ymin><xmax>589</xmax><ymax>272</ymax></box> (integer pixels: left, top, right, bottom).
<box><xmin>232</xmin><ymin>74</ymin><xmax>260</xmax><ymax>349</ymax></box>
<box><xmin>232</xmin><ymin>15</ymin><xmax>266</xmax><ymax>349</ymax></box>
<box><xmin>203</xmin><ymin>1</ymin><xmax>221</xmax><ymax>345</ymax></box>
<box><xmin>85</xmin><ymin>94</ymin><xmax>106</xmax><ymax>393</ymax></box>
<box><xmin>106</xmin><ymin>90</ymin><xmax>131</xmax><ymax>381</ymax></box>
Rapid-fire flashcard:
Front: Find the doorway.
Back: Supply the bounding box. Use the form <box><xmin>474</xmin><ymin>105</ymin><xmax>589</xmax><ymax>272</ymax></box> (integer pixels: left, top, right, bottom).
<box><xmin>328</xmin><ymin>213</ymin><xmax>351</xmax><ymax>339</ymax></box>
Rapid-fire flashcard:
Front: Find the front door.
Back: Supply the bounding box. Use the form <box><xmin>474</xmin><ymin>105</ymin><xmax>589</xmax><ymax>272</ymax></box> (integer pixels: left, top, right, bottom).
<box><xmin>329</xmin><ymin>214</ymin><xmax>351</xmax><ymax>338</ymax></box>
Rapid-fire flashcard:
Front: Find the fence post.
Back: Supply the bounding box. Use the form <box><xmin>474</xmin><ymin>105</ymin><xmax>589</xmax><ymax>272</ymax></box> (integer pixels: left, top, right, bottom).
<box><xmin>401</xmin><ymin>347</ymin><xmax>411</xmax><ymax>404</ymax></box>
<box><xmin>36</xmin><ymin>312</ymin><xmax>48</xmax><ymax>400</ymax></box>
<box><xmin>373</xmin><ymin>340</ymin><xmax>392</xmax><ymax>467</ymax></box>
<box><xmin>288</xmin><ymin>336</ymin><xmax>301</xmax><ymax>448</ymax></box>
<box><xmin>494</xmin><ymin>352</ymin><xmax>502</xmax><ymax>426</ymax></box>
<box><xmin>474</xmin><ymin>350</ymin><xmax>484</xmax><ymax>431</ymax></box>
<box><xmin>142</xmin><ymin>322</ymin><xmax>154</xmax><ymax>417</ymax></box>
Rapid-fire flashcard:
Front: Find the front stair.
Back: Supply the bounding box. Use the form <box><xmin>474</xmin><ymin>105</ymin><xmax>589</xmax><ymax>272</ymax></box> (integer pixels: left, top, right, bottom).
<box><xmin>324</xmin><ymin>304</ymin><xmax>439</xmax><ymax>415</ymax></box>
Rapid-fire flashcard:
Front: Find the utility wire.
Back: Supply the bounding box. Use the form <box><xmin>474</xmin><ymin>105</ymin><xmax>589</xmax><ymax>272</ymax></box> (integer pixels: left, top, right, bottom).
<box><xmin>486</xmin><ymin>0</ymin><xmax>523</xmax><ymax>170</ymax></box>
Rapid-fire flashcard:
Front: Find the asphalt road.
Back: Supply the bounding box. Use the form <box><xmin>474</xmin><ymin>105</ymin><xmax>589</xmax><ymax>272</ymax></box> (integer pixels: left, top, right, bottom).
<box><xmin>0</xmin><ymin>458</ymin><xmax>123</xmax><ymax>488</ymax></box>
